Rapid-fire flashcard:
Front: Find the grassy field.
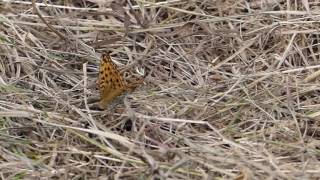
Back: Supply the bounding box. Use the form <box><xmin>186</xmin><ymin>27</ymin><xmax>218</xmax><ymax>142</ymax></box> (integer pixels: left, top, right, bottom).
<box><xmin>1</xmin><ymin>0</ymin><xmax>320</xmax><ymax>179</ymax></box>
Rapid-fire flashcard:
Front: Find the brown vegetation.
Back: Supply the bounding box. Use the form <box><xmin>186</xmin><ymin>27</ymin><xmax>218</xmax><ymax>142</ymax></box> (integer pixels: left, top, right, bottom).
<box><xmin>1</xmin><ymin>0</ymin><xmax>320</xmax><ymax>179</ymax></box>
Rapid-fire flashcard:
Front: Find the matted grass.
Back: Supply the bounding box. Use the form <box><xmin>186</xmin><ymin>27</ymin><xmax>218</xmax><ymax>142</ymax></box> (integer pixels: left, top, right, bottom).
<box><xmin>1</xmin><ymin>0</ymin><xmax>320</xmax><ymax>179</ymax></box>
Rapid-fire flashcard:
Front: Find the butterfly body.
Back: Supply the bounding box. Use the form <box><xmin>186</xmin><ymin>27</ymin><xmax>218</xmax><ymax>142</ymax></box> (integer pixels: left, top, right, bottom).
<box><xmin>98</xmin><ymin>53</ymin><xmax>141</xmax><ymax>109</ymax></box>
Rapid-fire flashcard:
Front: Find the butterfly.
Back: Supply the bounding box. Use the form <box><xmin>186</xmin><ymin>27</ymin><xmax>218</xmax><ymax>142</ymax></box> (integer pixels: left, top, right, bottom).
<box><xmin>98</xmin><ymin>53</ymin><xmax>142</xmax><ymax>109</ymax></box>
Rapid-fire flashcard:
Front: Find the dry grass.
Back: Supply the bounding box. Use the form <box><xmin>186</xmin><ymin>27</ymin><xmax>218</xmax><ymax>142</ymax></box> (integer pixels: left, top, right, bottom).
<box><xmin>1</xmin><ymin>0</ymin><xmax>320</xmax><ymax>179</ymax></box>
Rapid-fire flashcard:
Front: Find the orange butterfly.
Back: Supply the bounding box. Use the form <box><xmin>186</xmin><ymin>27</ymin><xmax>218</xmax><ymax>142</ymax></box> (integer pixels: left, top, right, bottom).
<box><xmin>98</xmin><ymin>53</ymin><xmax>142</xmax><ymax>109</ymax></box>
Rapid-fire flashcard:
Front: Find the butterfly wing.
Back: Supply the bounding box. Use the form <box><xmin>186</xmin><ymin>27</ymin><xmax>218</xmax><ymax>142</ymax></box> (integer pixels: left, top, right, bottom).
<box><xmin>98</xmin><ymin>53</ymin><xmax>126</xmax><ymax>108</ymax></box>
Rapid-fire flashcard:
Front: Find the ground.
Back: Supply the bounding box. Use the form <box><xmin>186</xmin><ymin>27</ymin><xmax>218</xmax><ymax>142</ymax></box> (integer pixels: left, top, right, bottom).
<box><xmin>0</xmin><ymin>0</ymin><xmax>320</xmax><ymax>179</ymax></box>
